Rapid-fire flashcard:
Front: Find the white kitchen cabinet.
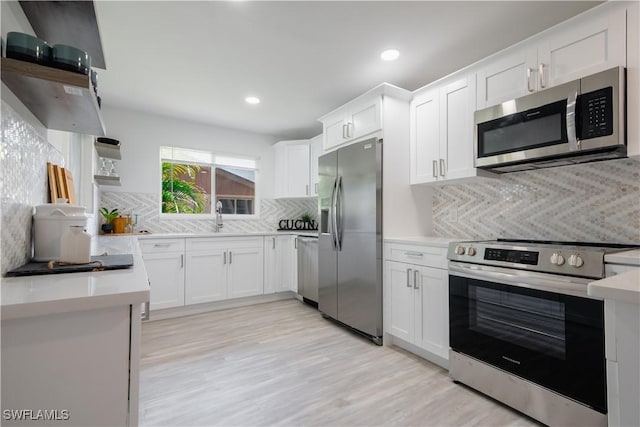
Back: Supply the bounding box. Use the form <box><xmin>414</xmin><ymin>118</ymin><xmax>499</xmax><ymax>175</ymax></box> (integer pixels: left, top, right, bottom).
<box><xmin>140</xmin><ymin>239</ymin><xmax>185</xmax><ymax>310</ymax></box>
<box><xmin>385</xmin><ymin>242</ymin><xmax>450</xmax><ymax>365</ymax></box>
<box><xmin>264</xmin><ymin>235</ymin><xmax>297</xmax><ymax>294</ymax></box>
<box><xmin>410</xmin><ymin>74</ymin><xmax>494</xmax><ymax>185</ymax></box>
<box><xmin>320</xmin><ymin>96</ymin><xmax>382</xmax><ymax>151</ymax></box>
<box><xmin>274</xmin><ymin>140</ymin><xmax>311</xmax><ymax>198</ymax></box>
<box><xmin>186</xmin><ymin>237</ymin><xmax>264</xmax><ymax>302</ymax></box>
<box><xmin>477</xmin><ymin>6</ymin><xmax>626</xmax><ymax>108</ymax></box>
<box><xmin>309</xmin><ymin>134</ymin><xmax>322</xmax><ymax>196</ymax></box>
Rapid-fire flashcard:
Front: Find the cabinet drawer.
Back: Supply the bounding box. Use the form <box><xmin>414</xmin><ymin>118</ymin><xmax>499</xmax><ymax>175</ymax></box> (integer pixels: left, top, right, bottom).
<box><xmin>139</xmin><ymin>238</ymin><xmax>185</xmax><ymax>254</ymax></box>
<box><xmin>186</xmin><ymin>236</ymin><xmax>263</xmax><ymax>252</ymax></box>
<box><xmin>385</xmin><ymin>243</ymin><xmax>447</xmax><ymax>269</ymax></box>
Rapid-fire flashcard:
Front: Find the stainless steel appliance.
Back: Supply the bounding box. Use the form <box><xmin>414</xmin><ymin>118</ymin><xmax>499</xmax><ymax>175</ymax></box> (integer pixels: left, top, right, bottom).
<box><xmin>448</xmin><ymin>239</ymin><xmax>638</xmax><ymax>427</ymax></box>
<box><xmin>474</xmin><ymin>67</ymin><xmax>626</xmax><ymax>172</ymax></box>
<box><xmin>297</xmin><ymin>236</ymin><xmax>318</xmax><ymax>306</ymax></box>
<box><xmin>318</xmin><ymin>138</ymin><xmax>383</xmax><ymax>345</ymax></box>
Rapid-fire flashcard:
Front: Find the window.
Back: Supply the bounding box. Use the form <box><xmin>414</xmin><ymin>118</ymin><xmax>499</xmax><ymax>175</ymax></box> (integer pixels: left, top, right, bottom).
<box><xmin>160</xmin><ymin>147</ymin><xmax>258</xmax><ymax>216</ymax></box>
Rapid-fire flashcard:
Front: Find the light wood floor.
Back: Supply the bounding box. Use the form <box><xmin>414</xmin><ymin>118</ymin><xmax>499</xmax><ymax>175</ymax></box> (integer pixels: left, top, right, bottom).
<box><xmin>139</xmin><ymin>299</ymin><xmax>540</xmax><ymax>426</ymax></box>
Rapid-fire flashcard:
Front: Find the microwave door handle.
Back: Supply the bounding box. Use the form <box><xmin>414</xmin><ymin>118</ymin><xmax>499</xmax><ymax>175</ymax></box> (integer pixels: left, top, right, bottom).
<box><xmin>566</xmin><ymin>90</ymin><xmax>580</xmax><ymax>151</ymax></box>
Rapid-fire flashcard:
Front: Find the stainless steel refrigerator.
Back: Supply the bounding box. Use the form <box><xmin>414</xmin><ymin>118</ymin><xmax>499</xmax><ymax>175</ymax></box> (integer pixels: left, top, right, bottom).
<box><xmin>318</xmin><ymin>137</ymin><xmax>383</xmax><ymax>345</ymax></box>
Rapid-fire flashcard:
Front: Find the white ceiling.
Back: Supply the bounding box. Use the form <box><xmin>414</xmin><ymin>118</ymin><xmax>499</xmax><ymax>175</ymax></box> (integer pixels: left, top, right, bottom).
<box><xmin>94</xmin><ymin>1</ymin><xmax>600</xmax><ymax>140</ymax></box>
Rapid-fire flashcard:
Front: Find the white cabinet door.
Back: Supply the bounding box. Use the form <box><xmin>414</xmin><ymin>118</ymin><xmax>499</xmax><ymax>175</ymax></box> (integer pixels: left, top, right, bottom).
<box><xmin>275</xmin><ymin>235</ymin><xmax>297</xmax><ymax>292</ymax></box>
<box><xmin>349</xmin><ymin>96</ymin><xmax>382</xmax><ymax>141</ymax></box>
<box><xmin>274</xmin><ymin>141</ymin><xmax>311</xmax><ymax>198</ymax></box>
<box><xmin>538</xmin><ymin>7</ymin><xmax>626</xmax><ymax>88</ymax></box>
<box><xmin>386</xmin><ymin>261</ymin><xmax>415</xmax><ymax>343</ymax></box>
<box><xmin>476</xmin><ymin>47</ymin><xmax>538</xmax><ymax>109</ymax></box>
<box><xmin>440</xmin><ymin>75</ymin><xmax>477</xmax><ymax>181</ymax></box>
<box><xmin>263</xmin><ymin>236</ymin><xmax>277</xmax><ymax>294</ymax></box>
<box><xmin>228</xmin><ymin>246</ymin><xmax>264</xmax><ymax>298</ymax></box>
<box><xmin>410</xmin><ymin>87</ymin><xmax>440</xmax><ymax>184</ymax></box>
<box><xmin>309</xmin><ymin>134</ymin><xmax>322</xmax><ymax>196</ymax></box>
<box><xmin>142</xmin><ymin>252</ymin><xmax>185</xmax><ymax>310</ymax></box>
<box><xmin>323</xmin><ymin>114</ymin><xmax>347</xmax><ymax>151</ymax></box>
<box><xmin>185</xmin><ymin>249</ymin><xmax>227</xmax><ymax>304</ymax></box>
<box><xmin>415</xmin><ymin>266</ymin><xmax>449</xmax><ymax>359</ymax></box>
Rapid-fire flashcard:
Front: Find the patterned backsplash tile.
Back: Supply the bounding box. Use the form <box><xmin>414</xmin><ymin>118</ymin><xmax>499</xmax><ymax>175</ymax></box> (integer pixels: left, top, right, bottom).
<box><xmin>1</xmin><ymin>101</ymin><xmax>64</xmax><ymax>275</ymax></box>
<box><xmin>432</xmin><ymin>158</ymin><xmax>640</xmax><ymax>244</ymax></box>
<box><xmin>99</xmin><ymin>191</ymin><xmax>318</xmax><ymax>234</ymax></box>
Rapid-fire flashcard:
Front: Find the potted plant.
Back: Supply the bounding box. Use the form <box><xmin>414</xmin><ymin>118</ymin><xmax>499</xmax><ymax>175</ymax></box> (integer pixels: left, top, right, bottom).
<box><xmin>99</xmin><ymin>207</ymin><xmax>119</xmax><ymax>234</ymax></box>
<box><xmin>300</xmin><ymin>212</ymin><xmax>316</xmax><ymax>230</ymax></box>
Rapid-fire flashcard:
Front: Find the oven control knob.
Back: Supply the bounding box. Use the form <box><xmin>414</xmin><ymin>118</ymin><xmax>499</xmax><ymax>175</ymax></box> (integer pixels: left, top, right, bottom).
<box><xmin>467</xmin><ymin>247</ymin><xmax>477</xmax><ymax>256</ymax></box>
<box><xmin>455</xmin><ymin>245</ymin><xmax>466</xmax><ymax>255</ymax></box>
<box><xmin>550</xmin><ymin>253</ymin><xmax>565</xmax><ymax>266</ymax></box>
<box><xmin>569</xmin><ymin>254</ymin><xmax>584</xmax><ymax>268</ymax></box>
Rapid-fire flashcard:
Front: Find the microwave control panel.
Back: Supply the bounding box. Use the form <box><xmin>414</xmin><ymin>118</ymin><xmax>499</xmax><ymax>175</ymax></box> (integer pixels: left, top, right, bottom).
<box><xmin>578</xmin><ymin>87</ymin><xmax>613</xmax><ymax>140</ymax></box>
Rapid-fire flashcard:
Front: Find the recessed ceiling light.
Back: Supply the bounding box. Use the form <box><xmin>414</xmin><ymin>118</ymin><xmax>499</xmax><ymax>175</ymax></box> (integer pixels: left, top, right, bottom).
<box><xmin>380</xmin><ymin>49</ymin><xmax>400</xmax><ymax>61</ymax></box>
<box><xmin>245</xmin><ymin>96</ymin><xmax>260</xmax><ymax>105</ymax></box>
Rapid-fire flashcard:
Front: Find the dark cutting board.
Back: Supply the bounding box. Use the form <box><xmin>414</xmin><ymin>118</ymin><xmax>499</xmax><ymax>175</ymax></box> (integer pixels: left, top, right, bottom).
<box><xmin>6</xmin><ymin>254</ymin><xmax>134</xmax><ymax>277</ymax></box>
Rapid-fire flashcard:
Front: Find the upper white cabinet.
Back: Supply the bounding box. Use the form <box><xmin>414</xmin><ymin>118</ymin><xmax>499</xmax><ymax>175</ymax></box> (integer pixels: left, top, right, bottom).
<box><xmin>410</xmin><ymin>74</ymin><xmax>495</xmax><ymax>185</ymax></box>
<box><xmin>274</xmin><ymin>140</ymin><xmax>311</xmax><ymax>198</ymax></box>
<box><xmin>318</xmin><ymin>84</ymin><xmax>411</xmax><ymax>152</ymax></box>
<box><xmin>309</xmin><ymin>134</ymin><xmax>322</xmax><ymax>197</ymax></box>
<box><xmin>477</xmin><ymin>6</ymin><xmax>626</xmax><ymax>109</ymax></box>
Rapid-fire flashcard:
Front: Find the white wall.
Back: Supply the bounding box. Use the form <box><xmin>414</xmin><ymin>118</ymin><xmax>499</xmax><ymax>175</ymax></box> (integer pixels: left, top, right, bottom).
<box><xmin>100</xmin><ymin>106</ymin><xmax>279</xmax><ymax>198</ymax></box>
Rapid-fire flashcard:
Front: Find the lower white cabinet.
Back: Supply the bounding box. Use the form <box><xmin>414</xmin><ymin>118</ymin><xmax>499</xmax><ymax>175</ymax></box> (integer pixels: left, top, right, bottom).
<box><xmin>264</xmin><ymin>235</ymin><xmax>297</xmax><ymax>294</ymax></box>
<box><xmin>140</xmin><ymin>239</ymin><xmax>186</xmax><ymax>310</ymax></box>
<box><xmin>186</xmin><ymin>237</ymin><xmax>264</xmax><ymax>303</ymax></box>
<box><xmin>385</xmin><ymin>241</ymin><xmax>450</xmax><ymax>363</ymax></box>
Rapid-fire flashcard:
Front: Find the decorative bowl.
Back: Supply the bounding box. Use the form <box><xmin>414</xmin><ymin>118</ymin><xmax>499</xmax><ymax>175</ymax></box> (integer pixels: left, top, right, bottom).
<box><xmin>52</xmin><ymin>44</ymin><xmax>90</xmax><ymax>75</ymax></box>
<box><xmin>6</xmin><ymin>31</ymin><xmax>51</xmax><ymax>64</ymax></box>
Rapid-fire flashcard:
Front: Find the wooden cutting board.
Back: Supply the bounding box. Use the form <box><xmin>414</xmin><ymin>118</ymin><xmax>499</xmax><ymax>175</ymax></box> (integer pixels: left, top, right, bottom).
<box><xmin>54</xmin><ymin>164</ymin><xmax>68</xmax><ymax>201</ymax></box>
<box><xmin>47</xmin><ymin>162</ymin><xmax>58</xmax><ymax>202</ymax></box>
<box><xmin>64</xmin><ymin>168</ymin><xmax>77</xmax><ymax>204</ymax></box>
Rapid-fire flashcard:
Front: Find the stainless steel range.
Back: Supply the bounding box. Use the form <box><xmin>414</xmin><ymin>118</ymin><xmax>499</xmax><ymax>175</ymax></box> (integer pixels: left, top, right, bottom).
<box><xmin>447</xmin><ymin>239</ymin><xmax>638</xmax><ymax>427</ymax></box>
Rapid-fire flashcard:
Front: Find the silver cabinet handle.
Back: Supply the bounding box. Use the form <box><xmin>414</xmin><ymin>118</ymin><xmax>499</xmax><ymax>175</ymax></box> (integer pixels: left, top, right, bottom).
<box><xmin>414</xmin><ymin>270</ymin><xmax>420</xmax><ymax>290</ymax></box>
<box><xmin>406</xmin><ymin>268</ymin><xmax>413</xmax><ymax>288</ymax></box>
<box><xmin>432</xmin><ymin>160</ymin><xmax>438</xmax><ymax>178</ymax></box>
<box><xmin>347</xmin><ymin>122</ymin><xmax>354</xmax><ymax>138</ymax></box>
<box><xmin>342</xmin><ymin>124</ymin><xmax>347</xmax><ymax>139</ymax></box>
<box><xmin>180</xmin><ymin>254</ymin><xmax>184</xmax><ymax>268</ymax></box>
<box><xmin>539</xmin><ymin>63</ymin><xmax>547</xmax><ymax>89</ymax></box>
<box><xmin>294</xmin><ymin>238</ymin><xmax>298</xmax><ymax>249</ymax></box>
<box><xmin>142</xmin><ymin>301</ymin><xmax>150</xmax><ymax>321</ymax></box>
<box><xmin>306</xmin><ymin>184</ymin><xmax>309</xmax><ymax>196</ymax></box>
<box><xmin>527</xmin><ymin>67</ymin><xmax>536</xmax><ymax>92</ymax></box>
<box><xmin>154</xmin><ymin>243</ymin><xmax>171</xmax><ymax>248</ymax></box>
<box><xmin>223</xmin><ymin>251</ymin><xmax>227</xmax><ymax>264</ymax></box>
<box><xmin>439</xmin><ymin>159</ymin><xmax>446</xmax><ymax>177</ymax></box>
<box><xmin>272</xmin><ymin>237</ymin><xmax>276</xmax><ymax>249</ymax></box>
<box><xmin>229</xmin><ymin>251</ymin><xmax>232</xmax><ymax>264</ymax></box>
<box><xmin>315</xmin><ymin>183</ymin><xmax>318</xmax><ymax>194</ymax></box>
<box><xmin>405</xmin><ymin>251</ymin><xmax>423</xmax><ymax>258</ymax></box>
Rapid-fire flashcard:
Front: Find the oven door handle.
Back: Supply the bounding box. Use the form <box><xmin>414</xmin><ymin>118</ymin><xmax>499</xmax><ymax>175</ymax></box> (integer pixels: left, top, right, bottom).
<box><xmin>448</xmin><ymin>261</ymin><xmax>598</xmax><ymax>299</ymax></box>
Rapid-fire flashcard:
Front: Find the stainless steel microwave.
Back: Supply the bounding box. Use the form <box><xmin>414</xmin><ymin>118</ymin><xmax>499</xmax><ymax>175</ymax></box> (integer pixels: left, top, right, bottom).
<box><xmin>474</xmin><ymin>67</ymin><xmax>626</xmax><ymax>173</ymax></box>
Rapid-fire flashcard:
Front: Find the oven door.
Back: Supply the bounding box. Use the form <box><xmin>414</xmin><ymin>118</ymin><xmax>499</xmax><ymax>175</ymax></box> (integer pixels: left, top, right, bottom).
<box><xmin>449</xmin><ymin>262</ymin><xmax>606</xmax><ymax>413</ymax></box>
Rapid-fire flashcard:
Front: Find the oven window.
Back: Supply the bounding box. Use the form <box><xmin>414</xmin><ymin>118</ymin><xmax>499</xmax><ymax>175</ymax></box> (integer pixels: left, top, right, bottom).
<box><xmin>471</xmin><ymin>286</ymin><xmax>566</xmax><ymax>359</ymax></box>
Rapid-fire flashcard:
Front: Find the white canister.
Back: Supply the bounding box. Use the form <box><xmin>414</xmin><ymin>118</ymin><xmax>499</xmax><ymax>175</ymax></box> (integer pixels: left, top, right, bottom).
<box><xmin>59</xmin><ymin>226</ymin><xmax>91</xmax><ymax>264</ymax></box>
<box><xmin>33</xmin><ymin>203</ymin><xmax>88</xmax><ymax>261</ymax></box>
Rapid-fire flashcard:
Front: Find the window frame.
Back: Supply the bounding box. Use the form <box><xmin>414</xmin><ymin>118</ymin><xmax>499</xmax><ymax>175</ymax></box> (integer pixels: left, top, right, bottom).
<box><xmin>159</xmin><ymin>147</ymin><xmax>260</xmax><ymax>220</ymax></box>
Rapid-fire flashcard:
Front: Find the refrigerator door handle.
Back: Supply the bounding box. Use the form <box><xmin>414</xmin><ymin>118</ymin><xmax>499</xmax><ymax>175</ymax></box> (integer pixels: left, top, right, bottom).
<box><xmin>329</xmin><ymin>177</ymin><xmax>338</xmax><ymax>250</ymax></box>
<box><xmin>335</xmin><ymin>175</ymin><xmax>344</xmax><ymax>251</ymax></box>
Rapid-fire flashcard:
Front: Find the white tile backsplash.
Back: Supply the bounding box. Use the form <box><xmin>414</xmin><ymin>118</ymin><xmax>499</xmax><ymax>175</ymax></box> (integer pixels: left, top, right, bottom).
<box><xmin>1</xmin><ymin>101</ymin><xmax>64</xmax><ymax>275</ymax></box>
<box><xmin>432</xmin><ymin>158</ymin><xmax>640</xmax><ymax>244</ymax></box>
<box><xmin>99</xmin><ymin>191</ymin><xmax>317</xmax><ymax>234</ymax></box>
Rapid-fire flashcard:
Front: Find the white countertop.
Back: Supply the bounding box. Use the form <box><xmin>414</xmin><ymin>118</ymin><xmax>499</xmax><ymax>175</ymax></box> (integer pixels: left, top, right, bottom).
<box><xmin>136</xmin><ymin>231</ymin><xmax>318</xmax><ymax>239</ymax></box>
<box><xmin>588</xmin><ymin>269</ymin><xmax>640</xmax><ymax>305</ymax></box>
<box><xmin>1</xmin><ymin>236</ymin><xmax>150</xmax><ymax>321</ymax></box>
<box><xmin>605</xmin><ymin>249</ymin><xmax>640</xmax><ymax>266</ymax></box>
<box><xmin>384</xmin><ymin>236</ymin><xmax>459</xmax><ymax>248</ymax></box>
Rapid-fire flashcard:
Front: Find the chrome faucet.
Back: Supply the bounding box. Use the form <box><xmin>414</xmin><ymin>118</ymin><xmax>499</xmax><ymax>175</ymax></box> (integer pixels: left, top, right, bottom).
<box><xmin>215</xmin><ymin>201</ymin><xmax>224</xmax><ymax>232</ymax></box>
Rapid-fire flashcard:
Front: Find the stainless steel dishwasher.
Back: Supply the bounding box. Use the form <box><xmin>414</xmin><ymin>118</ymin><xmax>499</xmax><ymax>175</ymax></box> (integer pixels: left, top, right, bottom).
<box><xmin>297</xmin><ymin>236</ymin><xmax>318</xmax><ymax>306</ymax></box>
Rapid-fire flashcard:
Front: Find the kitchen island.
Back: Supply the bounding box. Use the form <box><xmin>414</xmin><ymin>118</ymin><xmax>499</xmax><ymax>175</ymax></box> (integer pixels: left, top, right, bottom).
<box><xmin>1</xmin><ymin>236</ymin><xmax>150</xmax><ymax>427</ymax></box>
